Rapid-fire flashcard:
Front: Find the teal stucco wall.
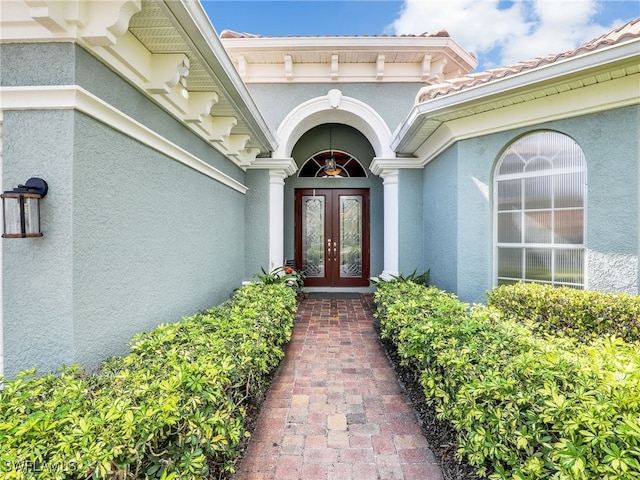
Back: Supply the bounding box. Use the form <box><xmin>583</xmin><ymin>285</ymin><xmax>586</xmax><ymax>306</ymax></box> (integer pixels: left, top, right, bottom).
<box><xmin>1</xmin><ymin>43</ymin><xmax>250</xmax><ymax>377</ymax></box>
<box><xmin>247</xmin><ymin>83</ymin><xmax>424</xmax><ymax>135</ymax></box>
<box><xmin>421</xmin><ymin>105</ymin><xmax>639</xmax><ymax>303</ymax></box>
<box><xmin>244</xmin><ymin>169</ymin><xmax>271</xmax><ymax>278</ymax></box>
<box><xmin>398</xmin><ymin>169</ymin><xmax>424</xmax><ymax>275</ymax></box>
<box><xmin>572</xmin><ymin>106</ymin><xmax>639</xmax><ymax>294</ymax></box>
<box><xmin>2</xmin><ymin>110</ymin><xmax>75</xmax><ymax>375</ymax></box>
<box><xmin>422</xmin><ymin>146</ymin><xmax>459</xmax><ymax>295</ymax></box>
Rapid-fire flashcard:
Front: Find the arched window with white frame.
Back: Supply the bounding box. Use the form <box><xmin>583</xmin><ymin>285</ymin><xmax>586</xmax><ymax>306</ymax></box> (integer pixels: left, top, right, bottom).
<box><xmin>298</xmin><ymin>150</ymin><xmax>368</xmax><ymax>178</ymax></box>
<box><xmin>494</xmin><ymin>131</ymin><xmax>587</xmax><ymax>288</ymax></box>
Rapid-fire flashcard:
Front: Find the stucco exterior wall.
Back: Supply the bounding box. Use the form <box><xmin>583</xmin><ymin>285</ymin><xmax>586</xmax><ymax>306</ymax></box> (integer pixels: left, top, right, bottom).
<box><xmin>71</xmin><ymin>113</ymin><xmax>245</xmax><ymax>369</ymax></box>
<box><xmin>246</xmin><ymin>83</ymin><xmax>424</xmax><ymax>134</ymax></box>
<box><xmin>573</xmin><ymin>106</ymin><xmax>638</xmax><ymax>294</ymax></box>
<box><xmin>2</xmin><ymin>110</ymin><xmax>75</xmax><ymax>377</ymax></box>
<box><xmin>2</xmin><ymin>43</ymin><xmax>250</xmax><ymax>377</ymax></box>
<box><xmin>422</xmin><ymin>146</ymin><xmax>459</xmax><ymax>295</ymax></box>
<box><xmin>245</xmin><ymin>169</ymin><xmax>271</xmax><ymax>277</ymax></box>
<box><xmin>422</xmin><ymin>105</ymin><xmax>639</xmax><ymax>303</ymax></box>
<box><xmin>456</xmin><ymin>139</ymin><xmax>494</xmax><ymax>302</ymax></box>
<box><xmin>398</xmin><ymin>169</ymin><xmax>424</xmax><ymax>275</ymax></box>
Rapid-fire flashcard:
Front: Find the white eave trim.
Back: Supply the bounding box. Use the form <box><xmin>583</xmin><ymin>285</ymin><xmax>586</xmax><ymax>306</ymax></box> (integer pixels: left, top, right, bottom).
<box><xmin>0</xmin><ymin>85</ymin><xmax>249</xmax><ymax>194</ymax></box>
<box><xmin>0</xmin><ymin>0</ymin><xmax>278</xmax><ymax>165</ymax></box>
<box><xmin>392</xmin><ymin>39</ymin><xmax>640</xmax><ymax>155</ymax></box>
<box><xmin>247</xmin><ymin>157</ymin><xmax>298</xmax><ymax>176</ymax></box>
<box><xmin>162</xmin><ymin>0</ymin><xmax>278</xmax><ymax>152</ymax></box>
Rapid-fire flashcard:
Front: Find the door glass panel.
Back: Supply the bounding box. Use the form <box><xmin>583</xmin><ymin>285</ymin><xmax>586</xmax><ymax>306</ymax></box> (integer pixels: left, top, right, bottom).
<box><xmin>302</xmin><ymin>196</ymin><xmax>325</xmax><ymax>277</ymax></box>
<box><xmin>339</xmin><ymin>195</ymin><xmax>362</xmax><ymax>278</ymax></box>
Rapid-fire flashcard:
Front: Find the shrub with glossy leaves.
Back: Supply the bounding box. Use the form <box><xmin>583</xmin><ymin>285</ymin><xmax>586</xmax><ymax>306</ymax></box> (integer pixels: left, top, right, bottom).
<box><xmin>374</xmin><ymin>282</ymin><xmax>640</xmax><ymax>479</ymax></box>
<box><xmin>0</xmin><ymin>282</ymin><xmax>297</xmax><ymax>480</ymax></box>
<box><xmin>487</xmin><ymin>282</ymin><xmax>640</xmax><ymax>343</ymax></box>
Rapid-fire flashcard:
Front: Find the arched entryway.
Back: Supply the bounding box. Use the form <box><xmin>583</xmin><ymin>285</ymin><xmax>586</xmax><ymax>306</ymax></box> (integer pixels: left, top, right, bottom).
<box><xmin>287</xmin><ymin>122</ymin><xmax>378</xmax><ymax>288</ymax></box>
<box><xmin>254</xmin><ymin>89</ymin><xmax>401</xmax><ymax>287</ymax></box>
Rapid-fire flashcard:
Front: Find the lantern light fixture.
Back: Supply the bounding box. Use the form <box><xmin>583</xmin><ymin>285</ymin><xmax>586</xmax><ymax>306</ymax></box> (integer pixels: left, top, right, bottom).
<box><xmin>1</xmin><ymin>178</ymin><xmax>48</xmax><ymax>238</ymax></box>
<box><xmin>323</xmin><ymin>125</ymin><xmax>343</xmax><ymax>177</ymax></box>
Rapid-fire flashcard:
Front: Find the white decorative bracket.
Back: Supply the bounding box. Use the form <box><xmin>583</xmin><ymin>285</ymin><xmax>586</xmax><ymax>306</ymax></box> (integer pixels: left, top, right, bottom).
<box><xmin>331</xmin><ymin>54</ymin><xmax>339</xmax><ymax>81</ymax></box>
<box><xmin>25</xmin><ymin>0</ymin><xmax>141</xmax><ymax>46</ymax></box>
<box><xmin>284</xmin><ymin>54</ymin><xmax>293</xmax><ymax>81</ymax></box>
<box><xmin>421</xmin><ymin>55</ymin><xmax>432</xmax><ymax>81</ymax></box>
<box><xmin>209</xmin><ymin>117</ymin><xmax>238</xmax><ymax>143</ymax></box>
<box><xmin>147</xmin><ymin>54</ymin><xmax>188</xmax><ymax>95</ymax></box>
<box><xmin>184</xmin><ymin>92</ymin><xmax>219</xmax><ymax>125</ymax></box>
<box><xmin>376</xmin><ymin>54</ymin><xmax>385</xmax><ymax>80</ymax></box>
<box><xmin>26</xmin><ymin>0</ymin><xmax>70</xmax><ymax>34</ymax></box>
<box><xmin>428</xmin><ymin>57</ymin><xmax>448</xmax><ymax>84</ymax></box>
<box><xmin>225</xmin><ymin>134</ymin><xmax>250</xmax><ymax>155</ymax></box>
<box><xmin>79</xmin><ymin>0</ymin><xmax>141</xmax><ymax>47</ymax></box>
<box><xmin>230</xmin><ymin>147</ymin><xmax>261</xmax><ymax>167</ymax></box>
<box><xmin>237</xmin><ymin>55</ymin><xmax>247</xmax><ymax>78</ymax></box>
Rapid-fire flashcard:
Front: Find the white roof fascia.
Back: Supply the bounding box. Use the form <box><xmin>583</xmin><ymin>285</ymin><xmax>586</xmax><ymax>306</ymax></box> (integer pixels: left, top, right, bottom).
<box><xmin>222</xmin><ymin>35</ymin><xmax>467</xmax><ymax>52</ymax></box>
<box><xmin>221</xmin><ymin>35</ymin><xmax>478</xmax><ymax>76</ymax></box>
<box><xmin>162</xmin><ymin>0</ymin><xmax>278</xmax><ymax>153</ymax></box>
<box><xmin>392</xmin><ymin>38</ymin><xmax>640</xmax><ymax>154</ymax></box>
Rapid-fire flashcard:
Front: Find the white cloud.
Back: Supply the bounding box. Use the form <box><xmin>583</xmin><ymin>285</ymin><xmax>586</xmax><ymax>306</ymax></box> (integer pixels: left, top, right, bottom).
<box><xmin>387</xmin><ymin>0</ymin><xmax>630</xmax><ymax>71</ymax></box>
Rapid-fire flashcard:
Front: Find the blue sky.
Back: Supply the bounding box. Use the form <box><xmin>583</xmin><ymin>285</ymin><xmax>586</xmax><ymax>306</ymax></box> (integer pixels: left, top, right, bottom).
<box><xmin>202</xmin><ymin>0</ymin><xmax>639</xmax><ymax>72</ymax></box>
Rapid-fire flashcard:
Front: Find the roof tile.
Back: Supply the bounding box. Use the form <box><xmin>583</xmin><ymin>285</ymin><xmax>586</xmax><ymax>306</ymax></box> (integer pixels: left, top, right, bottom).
<box><xmin>220</xmin><ymin>30</ymin><xmax>450</xmax><ymax>39</ymax></box>
<box><xmin>415</xmin><ymin>17</ymin><xmax>640</xmax><ymax>104</ymax></box>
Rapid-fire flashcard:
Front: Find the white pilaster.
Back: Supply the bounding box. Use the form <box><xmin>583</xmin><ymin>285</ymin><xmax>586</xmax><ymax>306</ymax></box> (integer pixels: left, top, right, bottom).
<box><xmin>268</xmin><ymin>170</ymin><xmax>287</xmax><ymax>271</ymax></box>
<box><xmin>247</xmin><ymin>157</ymin><xmax>297</xmax><ymax>272</ymax></box>
<box><xmin>0</xmin><ymin>111</ymin><xmax>4</xmax><ymax>380</ymax></box>
<box><xmin>380</xmin><ymin>169</ymin><xmax>399</xmax><ymax>279</ymax></box>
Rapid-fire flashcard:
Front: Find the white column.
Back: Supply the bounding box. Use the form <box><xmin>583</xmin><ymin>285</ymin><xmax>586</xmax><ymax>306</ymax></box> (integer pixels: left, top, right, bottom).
<box><xmin>268</xmin><ymin>170</ymin><xmax>287</xmax><ymax>271</ymax></box>
<box><xmin>0</xmin><ymin>111</ymin><xmax>4</xmax><ymax>380</ymax></box>
<box><xmin>381</xmin><ymin>169</ymin><xmax>399</xmax><ymax>279</ymax></box>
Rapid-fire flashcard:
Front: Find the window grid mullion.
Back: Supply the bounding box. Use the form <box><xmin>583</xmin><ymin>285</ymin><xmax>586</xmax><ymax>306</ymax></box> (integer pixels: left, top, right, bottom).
<box><xmin>494</xmin><ymin>131</ymin><xmax>586</xmax><ymax>289</ymax></box>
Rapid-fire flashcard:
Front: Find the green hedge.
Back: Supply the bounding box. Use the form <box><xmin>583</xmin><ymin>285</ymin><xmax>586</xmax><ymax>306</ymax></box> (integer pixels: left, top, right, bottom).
<box><xmin>375</xmin><ymin>281</ymin><xmax>640</xmax><ymax>479</ymax></box>
<box><xmin>487</xmin><ymin>282</ymin><xmax>640</xmax><ymax>343</ymax></box>
<box><xmin>0</xmin><ymin>282</ymin><xmax>297</xmax><ymax>480</ymax></box>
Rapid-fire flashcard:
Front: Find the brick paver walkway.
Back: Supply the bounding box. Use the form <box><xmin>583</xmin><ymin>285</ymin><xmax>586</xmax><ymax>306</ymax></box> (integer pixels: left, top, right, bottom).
<box><xmin>234</xmin><ymin>294</ymin><xmax>444</xmax><ymax>480</ymax></box>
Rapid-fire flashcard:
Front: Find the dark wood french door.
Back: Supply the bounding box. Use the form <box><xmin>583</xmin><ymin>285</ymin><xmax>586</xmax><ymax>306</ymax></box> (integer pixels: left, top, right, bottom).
<box><xmin>295</xmin><ymin>189</ymin><xmax>370</xmax><ymax>287</ymax></box>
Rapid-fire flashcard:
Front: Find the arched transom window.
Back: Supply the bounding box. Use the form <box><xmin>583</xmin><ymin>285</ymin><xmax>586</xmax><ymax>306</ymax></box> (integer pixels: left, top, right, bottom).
<box><xmin>494</xmin><ymin>131</ymin><xmax>587</xmax><ymax>288</ymax></box>
<box><xmin>298</xmin><ymin>150</ymin><xmax>368</xmax><ymax>178</ymax></box>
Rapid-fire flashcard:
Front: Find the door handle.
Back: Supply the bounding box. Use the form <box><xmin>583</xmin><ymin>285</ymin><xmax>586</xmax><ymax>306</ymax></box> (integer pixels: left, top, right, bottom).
<box><xmin>327</xmin><ymin>238</ymin><xmax>332</xmax><ymax>261</ymax></box>
<box><xmin>333</xmin><ymin>242</ymin><xmax>337</xmax><ymax>262</ymax></box>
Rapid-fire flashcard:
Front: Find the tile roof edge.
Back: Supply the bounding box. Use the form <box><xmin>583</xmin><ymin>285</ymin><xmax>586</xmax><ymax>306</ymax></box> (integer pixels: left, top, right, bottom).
<box><xmin>219</xmin><ymin>29</ymin><xmax>451</xmax><ymax>39</ymax></box>
<box><xmin>415</xmin><ymin>17</ymin><xmax>640</xmax><ymax>104</ymax></box>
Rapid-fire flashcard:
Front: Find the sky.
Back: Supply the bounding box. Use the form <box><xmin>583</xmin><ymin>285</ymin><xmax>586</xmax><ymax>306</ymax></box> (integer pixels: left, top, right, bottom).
<box><xmin>201</xmin><ymin>0</ymin><xmax>639</xmax><ymax>72</ymax></box>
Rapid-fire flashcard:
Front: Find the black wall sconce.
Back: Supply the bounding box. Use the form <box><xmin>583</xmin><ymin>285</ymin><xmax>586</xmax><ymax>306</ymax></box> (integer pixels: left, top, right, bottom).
<box><xmin>1</xmin><ymin>178</ymin><xmax>48</xmax><ymax>238</ymax></box>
